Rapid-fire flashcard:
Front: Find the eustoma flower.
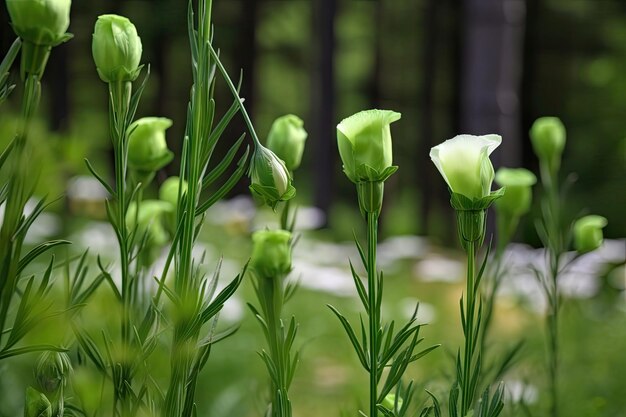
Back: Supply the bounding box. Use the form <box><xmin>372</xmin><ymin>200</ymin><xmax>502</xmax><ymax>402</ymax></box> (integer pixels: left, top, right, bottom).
<box><xmin>337</xmin><ymin>109</ymin><xmax>400</xmax><ymax>184</ymax></box>
<box><xmin>6</xmin><ymin>0</ymin><xmax>71</xmax><ymax>45</ymax></box>
<box><xmin>6</xmin><ymin>0</ymin><xmax>73</xmax><ymax>78</ymax></box>
<box><xmin>92</xmin><ymin>14</ymin><xmax>142</xmax><ymax>83</ymax></box>
<box><xmin>267</xmin><ymin>114</ymin><xmax>308</xmax><ymax>172</ymax></box>
<box><xmin>127</xmin><ymin>117</ymin><xmax>174</xmax><ymax>173</ymax></box>
<box><xmin>337</xmin><ymin>109</ymin><xmax>400</xmax><ymax>215</ymax></box>
<box><xmin>430</xmin><ymin>134</ymin><xmax>504</xmax><ymax>247</ymax></box>
<box><xmin>574</xmin><ymin>215</ymin><xmax>608</xmax><ymax>254</ymax></box>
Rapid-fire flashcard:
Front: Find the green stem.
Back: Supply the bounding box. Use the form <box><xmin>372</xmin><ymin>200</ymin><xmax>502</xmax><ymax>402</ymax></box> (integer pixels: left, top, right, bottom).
<box><xmin>109</xmin><ymin>80</ymin><xmax>133</xmax><ymax>417</ymax></box>
<box><xmin>261</xmin><ymin>275</ymin><xmax>290</xmax><ymax>417</ymax></box>
<box><xmin>207</xmin><ymin>43</ymin><xmax>262</xmax><ymax>148</ymax></box>
<box><xmin>366</xmin><ymin>211</ymin><xmax>379</xmax><ymax>417</ymax></box>
<box><xmin>541</xmin><ymin>160</ymin><xmax>561</xmax><ymax>417</ymax></box>
<box><xmin>164</xmin><ymin>2</ymin><xmax>214</xmax><ymax>416</ymax></box>
<box><xmin>0</xmin><ymin>74</ymin><xmax>41</xmax><ymax>345</ymax></box>
<box><xmin>461</xmin><ymin>241</ymin><xmax>477</xmax><ymax>415</ymax></box>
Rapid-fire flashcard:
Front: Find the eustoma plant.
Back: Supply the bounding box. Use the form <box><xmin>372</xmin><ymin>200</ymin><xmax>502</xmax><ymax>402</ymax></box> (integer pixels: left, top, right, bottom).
<box><xmin>429</xmin><ymin>134</ymin><xmax>506</xmax><ymax>417</ymax></box>
<box><xmin>246</xmin><ymin>115</ymin><xmax>306</xmax><ymax>417</ymax></box>
<box><xmin>529</xmin><ymin>117</ymin><xmax>607</xmax><ymax>417</ymax></box>
<box><xmin>332</xmin><ymin>109</ymin><xmax>438</xmax><ymax>417</ymax></box>
<box><xmin>80</xmin><ymin>1</ymin><xmax>255</xmax><ymax>415</ymax></box>
<box><xmin>0</xmin><ymin>0</ymin><xmax>72</xmax><ymax>363</ymax></box>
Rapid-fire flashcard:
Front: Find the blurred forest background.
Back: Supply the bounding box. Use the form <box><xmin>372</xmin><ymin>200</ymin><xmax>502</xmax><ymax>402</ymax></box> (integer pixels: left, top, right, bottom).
<box><xmin>1</xmin><ymin>0</ymin><xmax>625</xmax><ymax>243</ymax></box>
<box><xmin>1</xmin><ymin>1</ymin><xmax>626</xmax><ymax>417</ymax></box>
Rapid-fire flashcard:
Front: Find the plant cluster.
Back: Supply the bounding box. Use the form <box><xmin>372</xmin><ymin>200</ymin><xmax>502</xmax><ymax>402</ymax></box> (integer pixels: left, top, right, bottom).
<box><xmin>0</xmin><ymin>1</ymin><xmax>611</xmax><ymax>417</ymax></box>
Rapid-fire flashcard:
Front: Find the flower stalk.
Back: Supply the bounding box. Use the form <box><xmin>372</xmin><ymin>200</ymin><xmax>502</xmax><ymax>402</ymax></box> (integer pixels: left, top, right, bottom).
<box><xmin>332</xmin><ymin>110</ymin><xmax>437</xmax><ymax>417</ymax></box>
<box><xmin>430</xmin><ymin>133</ymin><xmax>506</xmax><ymax>416</ymax></box>
<box><xmin>250</xmin><ymin>230</ymin><xmax>297</xmax><ymax>417</ymax></box>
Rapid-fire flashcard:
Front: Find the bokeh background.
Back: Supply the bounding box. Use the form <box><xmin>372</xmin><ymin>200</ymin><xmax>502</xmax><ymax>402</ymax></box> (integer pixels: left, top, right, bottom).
<box><xmin>0</xmin><ymin>0</ymin><xmax>625</xmax><ymax>417</ymax></box>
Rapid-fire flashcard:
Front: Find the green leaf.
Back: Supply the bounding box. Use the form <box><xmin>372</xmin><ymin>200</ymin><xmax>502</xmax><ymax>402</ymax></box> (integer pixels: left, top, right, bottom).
<box><xmin>196</xmin><ymin>144</ymin><xmax>250</xmax><ymax>215</ymax></box>
<box><xmin>0</xmin><ymin>344</ymin><xmax>66</xmax><ymax>360</ymax></box>
<box><xmin>200</xmin><ymin>269</ymin><xmax>245</xmax><ymax>324</ymax></box>
<box><xmin>84</xmin><ymin>158</ymin><xmax>114</xmax><ymax>196</ymax></box>
<box><xmin>202</xmin><ymin>133</ymin><xmax>246</xmax><ymax>189</ymax></box>
<box><xmin>349</xmin><ymin>261</ymin><xmax>369</xmax><ymax>311</ymax></box>
<box><xmin>328</xmin><ymin>304</ymin><xmax>369</xmax><ymax>371</ymax></box>
<box><xmin>17</xmin><ymin>240</ymin><xmax>70</xmax><ymax>275</ymax></box>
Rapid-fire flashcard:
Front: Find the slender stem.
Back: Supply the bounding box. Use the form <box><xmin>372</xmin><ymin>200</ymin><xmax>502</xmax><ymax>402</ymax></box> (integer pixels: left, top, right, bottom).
<box><xmin>366</xmin><ymin>211</ymin><xmax>379</xmax><ymax>417</ymax></box>
<box><xmin>541</xmin><ymin>161</ymin><xmax>561</xmax><ymax>417</ymax></box>
<box><xmin>0</xmin><ymin>74</ymin><xmax>41</xmax><ymax>344</ymax></box>
<box><xmin>109</xmin><ymin>80</ymin><xmax>132</xmax><ymax>417</ymax></box>
<box><xmin>207</xmin><ymin>43</ymin><xmax>262</xmax><ymax>147</ymax></box>
<box><xmin>461</xmin><ymin>241</ymin><xmax>476</xmax><ymax>415</ymax></box>
<box><xmin>260</xmin><ymin>275</ymin><xmax>289</xmax><ymax>417</ymax></box>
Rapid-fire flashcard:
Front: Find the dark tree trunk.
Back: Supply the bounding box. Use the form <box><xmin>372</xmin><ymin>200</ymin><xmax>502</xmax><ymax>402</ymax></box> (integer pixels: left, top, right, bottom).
<box><xmin>419</xmin><ymin>0</ymin><xmax>442</xmax><ymax>234</ymax></box>
<box><xmin>311</xmin><ymin>0</ymin><xmax>337</xmax><ymax>225</ymax></box>
<box><xmin>47</xmin><ymin>42</ymin><xmax>70</xmax><ymax>131</ymax></box>
<box><xmin>459</xmin><ymin>0</ymin><xmax>526</xmax><ymax>168</ymax></box>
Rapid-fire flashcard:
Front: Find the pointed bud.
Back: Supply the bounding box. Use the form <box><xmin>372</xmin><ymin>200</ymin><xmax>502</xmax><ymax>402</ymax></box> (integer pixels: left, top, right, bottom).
<box><xmin>266</xmin><ymin>114</ymin><xmax>308</xmax><ymax>171</ymax></box>
<box><xmin>92</xmin><ymin>14</ymin><xmax>142</xmax><ymax>83</ymax></box>
<box><xmin>249</xmin><ymin>146</ymin><xmax>295</xmax><ymax>209</ymax></box>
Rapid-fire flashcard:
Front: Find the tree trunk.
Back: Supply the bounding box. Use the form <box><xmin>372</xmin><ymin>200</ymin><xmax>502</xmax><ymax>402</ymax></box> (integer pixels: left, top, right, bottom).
<box><xmin>311</xmin><ymin>0</ymin><xmax>337</xmax><ymax>226</ymax></box>
<box><xmin>459</xmin><ymin>0</ymin><xmax>526</xmax><ymax>168</ymax></box>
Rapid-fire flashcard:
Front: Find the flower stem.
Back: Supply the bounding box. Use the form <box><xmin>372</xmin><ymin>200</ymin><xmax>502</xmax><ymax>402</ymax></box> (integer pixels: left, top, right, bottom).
<box><xmin>541</xmin><ymin>161</ymin><xmax>561</xmax><ymax>417</ymax></box>
<box><xmin>207</xmin><ymin>42</ymin><xmax>262</xmax><ymax>148</ymax></box>
<box><xmin>260</xmin><ymin>275</ymin><xmax>291</xmax><ymax>417</ymax></box>
<box><xmin>0</xmin><ymin>74</ymin><xmax>41</xmax><ymax>344</ymax></box>
<box><xmin>461</xmin><ymin>241</ymin><xmax>477</xmax><ymax>415</ymax></box>
<box><xmin>109</xmin><ymin>79</ymin><xmax>133</xmax><ymax>417</ymax></box>
<box><xmin>366</xmin><ymin>210</ymin><xmax>379</xmax><ymax>417</ymax></box>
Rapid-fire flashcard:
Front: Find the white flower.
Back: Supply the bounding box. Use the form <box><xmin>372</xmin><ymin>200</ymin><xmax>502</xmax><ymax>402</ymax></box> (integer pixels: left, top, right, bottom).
<box><xmin>429</xmin><ymin>134</ymin><xmax>501</xmax><ymax>200</ymax></box>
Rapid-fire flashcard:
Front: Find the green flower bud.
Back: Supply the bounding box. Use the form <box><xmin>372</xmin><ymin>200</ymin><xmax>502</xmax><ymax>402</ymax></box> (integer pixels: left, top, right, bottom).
<box><xmin>337</xmin><ymin>109</ymin><xmax>400</xmax><ymax>183</ymax></box>
<box><xmin>430</xmin><ymin>134</ymin><xmax>501</xmax><ymax>201</ymax></box>
<box><xmin>266</xmin><ymin>114</ymin><xmax>308</xmax><ymax>171</ymax></box>
<box><xmin>379</xmin><ymin>393</ymin><xmax>403</xmax><ymax>415</ymax></box>
<box><xmin>494</xmin><ymin>168</ymin><xmax>537</xmax><ymax>217</ymax></box>
<box><xmin>34</xmin><ymin>351</ymin><xmax>71</xmax><ymax>417</ymax></box>
<box><xmin>159</xmin><ymin>176</ymin><xmax>188</xmax><ymax>209</ymax></box>
<box><xmin>529</xmin><ymin>117</ymin><xmax>566</xmax><ymax>173</ymax></box>
<box><xmin>92</xmin><ymin>14</ymin><xmax>142</xmax><ymax>83</ymax></box>
<box><xmin>127</xmin><ymin>117</ymin><xmax>174</xmax><ymax>173</ymax></box>
<box><xmin>35</xmin><ymin>351</ymin><xmax>71</xmax><ymax>394</ymax></box>
<box><xmin>24</xmin><ymin>387</ymin><xmax>51</xmax><ymax>417</ymax></box>
<box><xmin>574</xmin><ymin>215</ymin><xmax>607</xmax><ymax>254</ymax></box>
<box><xmin>126</xmin><ymin>200</ymin><xmax>172</xmax><ymax>265</ymax></box>
<box><xmin>159</xmin><ymin>176</ymin><xmax>187</xmax><ymax>234</ymax></box>
<box><xmin>249</xmin><ymin>146</ymin><xmax>296</xmax><ymax>209</ymax></box>
<box><xmin>250</xmin><ymin>229</ymin><xmax>292</xmax><ymax>278</ymax></box>
<box><xmin>6</xmin><ymin>0</ymin><xmax>71</xmax><ymax>46</ymax></box>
